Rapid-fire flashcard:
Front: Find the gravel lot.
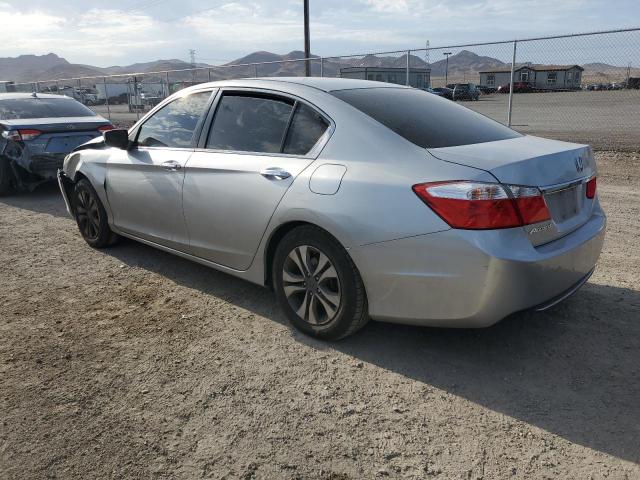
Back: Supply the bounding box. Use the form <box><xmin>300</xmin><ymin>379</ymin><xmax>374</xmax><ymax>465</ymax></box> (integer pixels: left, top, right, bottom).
<box><xmin>1</xmin><ymin>152</ymin><xmax>639</xmax><ymax>479</ymax></box>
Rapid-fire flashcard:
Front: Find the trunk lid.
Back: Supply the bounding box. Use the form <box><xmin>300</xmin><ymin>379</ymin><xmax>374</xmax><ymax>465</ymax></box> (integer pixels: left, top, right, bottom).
<box><xmin>428</xmin><ymin>135</ymin><xmax>597</xmax><ymax>245</ymax></box>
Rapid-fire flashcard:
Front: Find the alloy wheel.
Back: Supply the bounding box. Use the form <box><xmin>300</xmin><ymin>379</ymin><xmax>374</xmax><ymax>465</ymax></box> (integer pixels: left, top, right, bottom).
<box><xmin>75</xmin><ymin>188</ymin><xmax>101</xmax><ymax>241</ymax></box>
<box><xmin>282</xmin><ymin>245</ymin><xmax>342</xmax><ymax>326</ymax></box>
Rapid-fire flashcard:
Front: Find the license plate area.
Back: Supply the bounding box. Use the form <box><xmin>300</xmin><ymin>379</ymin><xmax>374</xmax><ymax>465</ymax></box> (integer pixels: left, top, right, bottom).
<box><xmin>46</xmin><ymin>136</ymin><xmax>93</xmax><ymax>154</ymax></box>
<box><xmin>544</xmin><ymin>185</ymin><xmax>581</xmax><ymax>223</ymax></box>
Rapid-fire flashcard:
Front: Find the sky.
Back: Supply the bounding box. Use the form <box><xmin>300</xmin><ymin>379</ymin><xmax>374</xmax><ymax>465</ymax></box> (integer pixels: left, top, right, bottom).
<box><xmin>0</xmin><ymin>0</ymin><xmax>639</xmax><ymax>67</ymax></box>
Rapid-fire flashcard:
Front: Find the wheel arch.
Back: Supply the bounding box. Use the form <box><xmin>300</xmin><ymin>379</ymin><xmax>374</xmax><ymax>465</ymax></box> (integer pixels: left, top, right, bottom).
<box><xmin>263</xmin><ymin>220</ymin><xmax>359</xmax><ymax>289</ymax></box>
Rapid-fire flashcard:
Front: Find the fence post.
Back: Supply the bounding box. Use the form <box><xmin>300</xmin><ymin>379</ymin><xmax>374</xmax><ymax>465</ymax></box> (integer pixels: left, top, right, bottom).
<box><xmin>208</xmin><ymin>68</ymin><xmax>211</xmax><ymax>82</ymax></box>
<box><xmin>55</xmin><ymin>80</ymin><xmax>59</xmax><ymax>95</ymax></box>
<box><xmin>320</xmin><ymin>57</ymin><xmax>324</xmax><ymax>77</ymax></box>
<box><xmin>254</xmin><ymin>64</ymin><xmax>258</xmax><ymax>78</ymax></box>
<box><xmin>133</xmin><ymin>76</ymin><xmax>140</xmax><ymax>121</ymax></box>
<box><xmin>405</xmin><ymin>50</ymin><xmax>411</xmax><ymax>86</ymax></box>
<box><xmin>507</xmin><ymin>40</ymin><xmax>517</xmax><ymax>127</ymax></box>
<box><xmin>103</xmin><ymin>77</ymin><xmax>111</xmax><ymax>122</ymax></box>
<box><xmin>166</xmin><ymin>71</ymin><xmax>170</xmax><ymax>97</ymax></box>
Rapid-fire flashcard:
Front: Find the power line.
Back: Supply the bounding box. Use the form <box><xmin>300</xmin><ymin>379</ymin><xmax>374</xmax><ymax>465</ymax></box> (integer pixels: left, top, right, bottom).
<box><xmin>161</xmin><ymin>2</ymin><xmax>232</xmax><ymax>23</ymax></box>
<box><xmin>127</xmin><ymin>0</ymin><xmax>168</xmax><ymax>14</ymax></box>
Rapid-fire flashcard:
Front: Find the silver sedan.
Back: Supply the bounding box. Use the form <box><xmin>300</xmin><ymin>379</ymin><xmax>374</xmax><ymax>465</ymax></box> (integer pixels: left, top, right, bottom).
<box><xmin>58</xmin><ymin>78</ymin><xmax>606</xmax><ymax>340</ymax></box>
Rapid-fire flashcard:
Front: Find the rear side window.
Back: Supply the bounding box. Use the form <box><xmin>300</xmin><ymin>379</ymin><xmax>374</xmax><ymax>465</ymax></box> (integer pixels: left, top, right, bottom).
<box><xmin>137</xmin><ymin>91</ymin><xmax>211</xmax><ymax>148</ymax></box>
<box><xmin>0</xmin><ymin>98</ymin><xmax>96</xmax><ymax>120</ymax></box>
<box><xmin>207</xmin><ymin>94</ymin><xmax>293</xmax><ymax>153</ymax></box>
<box><xmin>283</xmin><ymin>103</ymin><xmax>329</xmax><ymax>155</ymax></box>
<box><xmin>331</xmin><ymin>88</ymin><xmax>520</xmax><ymax>148</ymax></box>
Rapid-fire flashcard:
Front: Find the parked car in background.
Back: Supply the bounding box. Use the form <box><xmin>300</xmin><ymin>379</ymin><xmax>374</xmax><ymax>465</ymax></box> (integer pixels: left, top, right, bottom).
<box><xmin>0</xmin><ymin>93</ymin><xmax>113</xmax><ymax>195</ymax></box>
<box><xmin>476</xmin><ymin>85</ymin><xmax>497</xmax><ymax>94</ymax></box>
<box><xmin>421</xmin><ymin>87</ymin><xmax>453</xmax><ymax>100</ymax></box>
<box><xmin>107</xmin><ymin>93</ymin><xmax>129</xmax><ymax>105</ymax></box>
<box><xmin>59</xmin><ymin>86</ymin><xmax>99</xmax><ymax>106</ymax></box>
<box><xmin>497</xmin><ymin>82</ymin><xmax>533</xmax><ymax>93</ymax></box>
<box><xmin>452</xmin><ymin>83</ymin><xmax>480</xmax><ymax>101</ymax></box>
<box><xmin>59</xmin><ymin>78</ymin><xmax>605</xmax><ymax>340</ymax></box>
<box><xmin>431</xmin><ymin>87</ymin><xmax>454</xmax><ymax>100</ymax></box>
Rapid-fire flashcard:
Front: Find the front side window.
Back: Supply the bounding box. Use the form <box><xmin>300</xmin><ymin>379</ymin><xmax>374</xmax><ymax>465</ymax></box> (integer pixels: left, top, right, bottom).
<box><xmin>283</xmin><ymin>103</ymin><xmax>330</xmax><ymax>155</ymax></box>
<box><xmin>207</xmin><ymin>94</ymin><xmax>293</xmax><ymax>153</ymax></box>
<box><xmin>331</xmin><ymin>87</ymin><xmax>520</xmax><ymax>149</ymax></box>
<box><xmin>136</xmin><ymin>91</ymin><xmax>212</xmax><ymax>148</ymax></box>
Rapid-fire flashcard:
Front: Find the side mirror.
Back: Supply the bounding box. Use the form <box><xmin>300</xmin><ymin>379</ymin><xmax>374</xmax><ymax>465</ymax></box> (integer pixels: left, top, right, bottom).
<box><xmin>103</xmin><ymin>129</ymin><xmax>130</xmax><ymax>149</ymax></box>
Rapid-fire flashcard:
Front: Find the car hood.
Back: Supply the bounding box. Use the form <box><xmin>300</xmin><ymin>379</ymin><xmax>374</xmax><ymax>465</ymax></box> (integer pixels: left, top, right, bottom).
<box><xmin>427</xmin><ymin>135</ymin><xmax>595</xmax><ymax>187</ymax></box>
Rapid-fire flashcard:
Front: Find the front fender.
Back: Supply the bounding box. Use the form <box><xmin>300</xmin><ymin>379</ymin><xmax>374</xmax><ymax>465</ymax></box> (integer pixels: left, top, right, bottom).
<box><xmin>63</xmin><ymin>150</ymin><xmax>113</xmax><ymax>223</ymax></box>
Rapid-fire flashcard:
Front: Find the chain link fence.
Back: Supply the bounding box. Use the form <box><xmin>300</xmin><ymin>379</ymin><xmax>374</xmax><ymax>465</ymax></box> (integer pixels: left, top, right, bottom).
<box><xmin>9</xmin><ymin>28</ymin><xmax>640</xmax><ymax>151</ymax></box>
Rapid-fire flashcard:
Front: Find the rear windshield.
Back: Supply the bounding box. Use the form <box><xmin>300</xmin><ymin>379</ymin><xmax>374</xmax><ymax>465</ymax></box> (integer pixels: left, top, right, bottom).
<box><xmin>331</xmin><ymin>88</ymin><xmax>520</xmax><ymax>148</ymax></box>
<box><xmin>0</xmin><ymin>98</ymin><xmax>97</xmax><ymax>120</ymax></box>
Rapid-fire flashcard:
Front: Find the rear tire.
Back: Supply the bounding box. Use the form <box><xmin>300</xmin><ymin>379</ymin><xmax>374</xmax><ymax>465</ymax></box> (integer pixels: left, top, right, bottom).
<box><xmin>72</xmin><ymin>178</ymin><xmax>118</xmax><ymax>248</ymax></box>
<box><xmin>273</xmin><ymin>226</ymin><xmax>369</xmax><ymax>340</ymax></box>
<box><xmin>0</xmin><ymin>157</ymin><xmax>15</xmax><ymax>196</ymax></box>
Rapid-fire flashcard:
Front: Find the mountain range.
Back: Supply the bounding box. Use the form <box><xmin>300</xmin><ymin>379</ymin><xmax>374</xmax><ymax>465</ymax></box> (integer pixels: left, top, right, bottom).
<box><xmin>0</xmin><ymin>51</ymin><xmax>634</xmax><ymax>84</ymax></box>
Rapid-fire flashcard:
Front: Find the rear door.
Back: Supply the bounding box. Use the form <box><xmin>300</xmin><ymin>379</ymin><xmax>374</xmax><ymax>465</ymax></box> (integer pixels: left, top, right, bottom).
<box><xmin>106</xmin><ymin>89</ymin><xmax>214</xmax><ymax>251</ymax></box>
<box><xmin>183</xmin><ymin>90</ymin><xmax>331</xmax><ymax>270</ymax></box>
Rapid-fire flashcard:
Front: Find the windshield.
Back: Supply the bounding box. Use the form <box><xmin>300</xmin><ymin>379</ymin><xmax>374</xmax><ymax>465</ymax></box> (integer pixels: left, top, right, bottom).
<box><xmin>331</xmin><ymin>87</ymin><xmax>520</xmax><ymax>148</ymax></box>
<box><xmin>0</xmin><ymin>97</ymin><xmax>97</xmax><ymax>120</ymax></box>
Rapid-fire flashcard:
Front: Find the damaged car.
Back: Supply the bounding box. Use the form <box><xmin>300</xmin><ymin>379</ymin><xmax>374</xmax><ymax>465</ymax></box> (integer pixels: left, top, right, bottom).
<box><xmin>0</xmin><ymin>92</ymin><xmax>113</xmax><ymax>195</ymax></box>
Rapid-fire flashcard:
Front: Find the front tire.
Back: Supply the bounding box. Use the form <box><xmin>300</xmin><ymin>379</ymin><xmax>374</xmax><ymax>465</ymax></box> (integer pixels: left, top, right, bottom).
<box><xmin>273</xmin><ymin>226</ymin><xmax>369</xmax><ymax>340</ymax></box>
<box><xmin>72</xmin><ymin>178</ymin><xmax>118</xmax><ymax>248</ymax></box>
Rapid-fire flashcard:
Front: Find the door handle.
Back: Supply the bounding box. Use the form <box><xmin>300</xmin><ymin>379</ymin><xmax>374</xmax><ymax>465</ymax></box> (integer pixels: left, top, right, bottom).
<box><xmin>162</xmin><ymin>160</ymin><xmax>182</xmax><ymax>172</ymax></box>
<box><xmin>260</xmin><ymin>167</ymin><xmax>291</xmax><ymax>180</ymax></box>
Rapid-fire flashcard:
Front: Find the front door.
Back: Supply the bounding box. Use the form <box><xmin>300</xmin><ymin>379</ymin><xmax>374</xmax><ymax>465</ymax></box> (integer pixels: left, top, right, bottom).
<box><xmin>106</xmin><ymin>89</ymin><xmax>213</xmax><ymax>251</ymax></box>
<box><xmin>183</xmin><ymin>92</ymin><xmax>331</xmax><ymax>270</ymax></box>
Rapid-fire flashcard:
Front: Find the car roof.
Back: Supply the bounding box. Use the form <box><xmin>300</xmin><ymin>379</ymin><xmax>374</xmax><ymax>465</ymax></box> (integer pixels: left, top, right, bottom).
<box><xmin>0</xmin><ymin>92</ymin><xmax>76</xmax><ymax>100</ymax></box>
<box><xmin>182</xmin><ymin>77</ymin><xmax>411</xmax><ymax>94</ymax></box>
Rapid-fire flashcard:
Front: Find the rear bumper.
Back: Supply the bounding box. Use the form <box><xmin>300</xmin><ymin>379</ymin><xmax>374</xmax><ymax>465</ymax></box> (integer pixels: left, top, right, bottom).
<box><xmin>28</xmin><ymin>154</ymin><xmax>65</xmax><ymax>179</ymax></box>
<box><xmin>350</xmin><ymin>206</ymin><xmax>606</xmax><ymax>327</ymax></box>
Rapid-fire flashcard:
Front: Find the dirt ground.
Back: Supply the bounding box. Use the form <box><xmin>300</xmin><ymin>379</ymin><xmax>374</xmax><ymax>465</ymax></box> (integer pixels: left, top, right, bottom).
<box><xmin>1</xmin><ymin>152</ymin><xmax>639</xmax><ymax>479</ymax></box>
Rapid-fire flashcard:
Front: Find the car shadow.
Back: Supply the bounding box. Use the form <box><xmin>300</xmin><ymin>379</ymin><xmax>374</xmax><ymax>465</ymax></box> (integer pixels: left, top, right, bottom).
<box><xmin>103</xmin><ymin>237</ymin><xmax>640</xmax><ymax>465</ymax></box>
<box><xmin>6</xmin><ymin>188</ymin><xmax>640</xmax><ymax>463</ymax></box>
<box><xmin>0</xmin><ymin>182</ymin><xmax>69</xmax><ymax>218</ymax></box>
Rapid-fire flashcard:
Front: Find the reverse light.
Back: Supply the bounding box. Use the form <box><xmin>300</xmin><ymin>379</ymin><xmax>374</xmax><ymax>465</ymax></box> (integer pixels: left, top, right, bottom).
<box><xmin>586</xmin><ymin>177</ymin><xmax>597</xmax><ymax>199</ymax></box>
<box><xmin>412</xmin><ymin>181</ymin><xmax>551</xmax><ymax>230</ymax></box>
<box><xmin>3</xmin><ymin>129</ymin><xmax>42</xmax><ymax>141</ymax></box>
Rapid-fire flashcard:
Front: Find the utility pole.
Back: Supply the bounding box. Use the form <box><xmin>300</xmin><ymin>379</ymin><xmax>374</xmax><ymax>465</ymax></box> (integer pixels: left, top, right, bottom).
<box><xmin>425</xmin><ymin>41</ymin><xmax>430</xmax><ymax>87</ymax></box>
<box><xmin>189</xmin><ymin>49</ymin><xmax>196</xmax><ymax>82</ymax></box>
<box><xmin>303</xmin><ymin>0</ymin><xmax>311</xmax><ymax>77</ymax></box>
<box><xmin>443</xmin><ymin>52</ymin><xmax>452</xmax><ymax>86</ymax></box>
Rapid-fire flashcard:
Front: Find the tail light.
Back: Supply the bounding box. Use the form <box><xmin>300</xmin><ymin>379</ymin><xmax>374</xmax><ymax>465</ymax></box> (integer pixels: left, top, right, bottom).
<box><xmin>2</xmin><ymin>129</ymin><xmax>42</xmax><ymax>141</ymax></box>
<box><xmin>412</xmin><ymin>181</ymin><xmax>551</xmax><ymax>230</ymax></box>
<box><xmin>97</xmin><ymin>125</ymin><xmax>115</xmax><ymax>133</ymax></box>
<box><xmin>585</xmin><ymin>177</ymin><xmax>597</xmax><ymax>199</ymax></box>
